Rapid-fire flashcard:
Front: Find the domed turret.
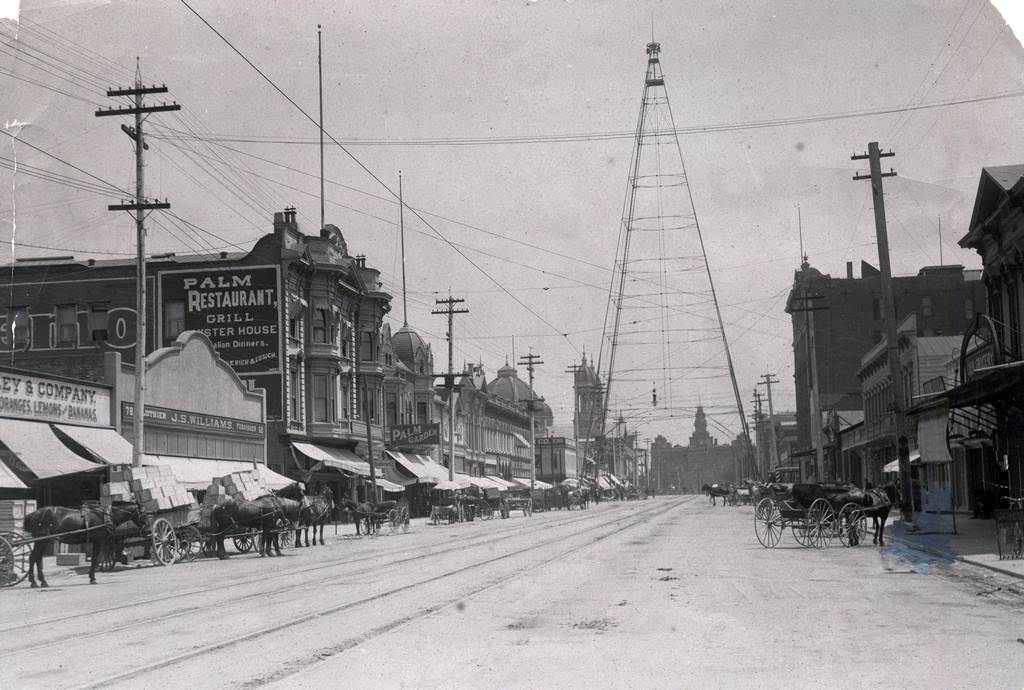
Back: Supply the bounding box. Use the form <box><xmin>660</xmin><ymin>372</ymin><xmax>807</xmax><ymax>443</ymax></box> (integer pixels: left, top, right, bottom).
<box><xmin>488</xmin><ymin>363</ymin><xmax>554</xmax><ymax>429</ymax></box>
<box><xmin>391</xmin><ymin>325</ymin><xmax>432</xmax><ymax>375</ymax></box>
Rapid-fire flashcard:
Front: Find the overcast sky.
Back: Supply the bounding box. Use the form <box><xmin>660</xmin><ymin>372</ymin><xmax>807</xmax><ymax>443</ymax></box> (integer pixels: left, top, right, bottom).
<box><xmin>3</xmin><ymin>1</ymin><xmax>1024</xmax><ymax>445</ymax></box>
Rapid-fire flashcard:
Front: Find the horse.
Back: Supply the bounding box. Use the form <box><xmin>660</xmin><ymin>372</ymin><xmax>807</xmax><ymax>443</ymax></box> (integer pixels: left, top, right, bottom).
<box><xmin>22</xmin><ymin>501</ymin><xmax>146</xmax><ymax>587</ymax></box>
<box><xmin>827</xmin><ymin>483</ymin><xmax>899</xmax><ymax>545</ymax></box>
<box><xmin>341</xmin><ymin>499</ymin><xmax>397</xmax><ymax>535</ymax></box>
<box><xmin>702</xmin><ymin>483</ymin><xmax>733</xmax><ymax>506</ymax></box>
<box><xmin>212</xmin><ymin>483</ymin><xmax>304</xmax><ymax>559</ymax></box>
<box><xmin>296</xmin><ymin>486</ymin><xmax>335</xmax><ymax>547</ymax></box>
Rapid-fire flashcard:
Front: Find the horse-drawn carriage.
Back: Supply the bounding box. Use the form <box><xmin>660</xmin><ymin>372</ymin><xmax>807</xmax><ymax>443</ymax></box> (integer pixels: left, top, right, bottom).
<box><xmin>347</xmin><ymin>500</ymin><xmax>410</xmax><ymax>534</ymax></box>
<box><xmin>500</xmin><ymin>488</ymin><xmax>533</xmax><ymax>518</ymax></box>
<box><xmin>754</xmin><ymin>483</ymin><xmax>873</xmax><ymax>549</ymax></box>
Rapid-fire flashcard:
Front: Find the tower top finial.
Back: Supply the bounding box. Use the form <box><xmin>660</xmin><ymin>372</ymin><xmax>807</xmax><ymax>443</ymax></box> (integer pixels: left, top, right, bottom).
<box><xmin>647</xmin><ymin>41</ymin><xmax>660</xmax><ymax>59</ymax></box>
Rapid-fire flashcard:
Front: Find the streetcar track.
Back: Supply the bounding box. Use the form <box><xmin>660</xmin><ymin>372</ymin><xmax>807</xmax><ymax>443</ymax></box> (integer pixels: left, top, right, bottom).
<box><xmin>0</xmin><ymin>503</ymin><xmax>648</xmax><ymax>658</ymax></box>
<box><xmin>72</xmin><ymin>498</ymin><xmax>687</xmax><ymax>690</ymax></box>
<box><xmin>0</xmin><ymin>500</ymin><xmax>632</xmax><ymax>636</ymax></box>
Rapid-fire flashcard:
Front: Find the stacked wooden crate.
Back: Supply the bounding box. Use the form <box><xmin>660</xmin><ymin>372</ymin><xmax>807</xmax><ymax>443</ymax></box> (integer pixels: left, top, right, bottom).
<box><xmin>101</xmin><ymin>465</ymin><xmax>199</xmax><ymax>523</ymax></box>
<box><xmin>199</xmin><ymin>470</ymin><xmax>273</xmax><ymax>527</ymax></box>
<box><xmin>0</xmin><ymin>499</ymin><xmax>36</xmax><ymax>533</ymax></box>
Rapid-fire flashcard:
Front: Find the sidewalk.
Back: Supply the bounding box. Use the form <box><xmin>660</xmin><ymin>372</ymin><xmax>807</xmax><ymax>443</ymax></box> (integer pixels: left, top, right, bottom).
<box><xmin>887</xmin><ymin>511</ymin><xmax>1024</xmax><ymax>580</ymax></box>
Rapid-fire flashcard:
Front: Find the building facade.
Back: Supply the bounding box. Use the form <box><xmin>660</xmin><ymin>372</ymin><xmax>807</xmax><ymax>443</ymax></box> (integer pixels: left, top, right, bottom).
<box><xmin>651</xmin><ymin>406</ymin><xmax>744</xmax><ymax>492</ymax></box>
<box><xmin>786</xmin><ymin>258</ymin><xmax>985</xmax><ymax>468</ymax></box>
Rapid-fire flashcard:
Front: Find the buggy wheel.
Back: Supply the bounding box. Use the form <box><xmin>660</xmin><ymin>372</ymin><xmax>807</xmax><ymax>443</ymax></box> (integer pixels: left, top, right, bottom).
<box><xmin>753</xmin><ymin>499</ymin><xmax>782</xmax><ymax>548</ymax></box>
<box><xmin>151</xmin><ymin>517</ymin><xmax>178</xmax><ymax>565</ymax></box>
<box><xmin>278</xmin><ymin>529</ymin><xmax>294</xmax><ymax>549</ymax></box>
<box><xmin>838</xmin><ymin>503</ymin><xmax>867</xmax><ymax>547</ymax></box>
<box><xmin>176</xmin><ymin>525</ymin><xmax>203</xmax><ymax>562</ymax></box>
<box><xmin>791</xmin><ymin>521</ymin><xmax>814</xmax><ymax>547</ymax></box>
<box><xmin>0</xmin><ymin>532</ymin><xmax>29</xmax><ymax>587</ymax></box>
<box><xmin>233</xmin><ymin>535</ymin><xmax>255</xmax><ymax>553</ymax></box>
<box><xmin>808</xmin><ymin>498</ymin><xmax>836</xmax><ymax>548</ymax></box>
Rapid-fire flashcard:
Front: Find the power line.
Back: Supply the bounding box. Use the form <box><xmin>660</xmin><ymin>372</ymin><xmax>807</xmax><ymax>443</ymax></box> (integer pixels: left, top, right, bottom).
<box><xmin>144</xmin><ymin>88</ymin><xmax>1024</xmax><ymax>146</ymax></box>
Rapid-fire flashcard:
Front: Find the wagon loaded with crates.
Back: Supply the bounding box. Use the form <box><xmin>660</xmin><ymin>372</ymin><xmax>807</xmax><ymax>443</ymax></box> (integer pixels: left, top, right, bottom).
<box><xmin>97</xmin><ymin>463</ymin><xmax>204</xmax><ymax>568</ymax></box>
<box><xmin>754</xmin><ymin>483</ymin><xmax>868</xmax><ymax>549</ymax></box>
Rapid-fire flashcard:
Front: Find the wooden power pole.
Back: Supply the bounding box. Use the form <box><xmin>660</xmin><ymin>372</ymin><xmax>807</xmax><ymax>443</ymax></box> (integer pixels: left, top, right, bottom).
<box><xmin>853</xmin><ymin>142</ymin><xmax>912</xmax><ymax>523</ymax></box>
<box><xmin>518</xmin><ymin>351</ymin><xmax>544</xmax><ymax>489</ymax></box>
<box><xmin>96</xmin><ymin>63</ymin><xmax>179</xmax><ymax>467</ymax></box>
<box><xmin>432</xmin><ymin>295</ymin><xmax>468</xmax><ymax>481</ymax></box>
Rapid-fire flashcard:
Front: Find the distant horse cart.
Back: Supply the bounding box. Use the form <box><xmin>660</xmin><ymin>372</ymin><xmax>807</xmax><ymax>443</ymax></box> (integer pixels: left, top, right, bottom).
<box><xmin>754</xmin><ymin>483</ymin><xmax>897</xmax><ymax>549</ymax></box>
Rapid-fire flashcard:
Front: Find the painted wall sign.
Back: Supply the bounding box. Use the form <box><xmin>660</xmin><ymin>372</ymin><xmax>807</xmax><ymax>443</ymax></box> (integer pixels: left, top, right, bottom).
<box><xmin>0</xmin><ymin>372</ymin><xmax>111</xmax><ymax>426</ymax></box>
<box><xmin>159</xmin><ymin>266</ymin><xmax>282</xmax><ymax>419</ymax></box>
<box><xmin>390</xmin><ymin>423</ymin><xmax>440</xmax><ymax>447</ymax></box>
<box><xmin>158</xmin><ymin>266</ymin><xmax>281</xmax><ymax>374</ymax></box>
<box><xmin>121</xmin><ymin>401</ymin><xmax>265</xmax><ymax>437</ymax></box>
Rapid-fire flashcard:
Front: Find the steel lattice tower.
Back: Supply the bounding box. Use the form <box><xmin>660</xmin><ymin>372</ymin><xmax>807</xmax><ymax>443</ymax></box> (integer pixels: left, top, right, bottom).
<box><xmin>594</xmin><ymin>41</ymin><xmax>757</xmax><ymax>479</ymax></box>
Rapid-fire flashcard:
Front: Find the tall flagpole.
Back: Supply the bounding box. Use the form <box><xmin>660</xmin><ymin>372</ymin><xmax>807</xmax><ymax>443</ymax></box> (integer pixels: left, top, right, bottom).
<box><xmin>318</xmin><ymin>24</ymin><xmax>325</xmax><ymax>230</ymax></box>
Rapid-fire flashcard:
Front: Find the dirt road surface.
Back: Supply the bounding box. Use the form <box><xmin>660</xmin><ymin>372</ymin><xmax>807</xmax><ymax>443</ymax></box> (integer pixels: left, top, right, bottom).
<box><xmin>2</xmin><ymin>496</ymin><xmax>1022</xmax><ymax>689</ymax></box>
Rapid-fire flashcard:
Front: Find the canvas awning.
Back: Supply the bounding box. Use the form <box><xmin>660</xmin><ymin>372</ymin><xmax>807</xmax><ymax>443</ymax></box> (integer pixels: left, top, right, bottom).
<box><xmin>293</xmin><ymin>442</ymin><xmax>371</xmax><ymax>476</ymax></box>
<box><xmin>0</xmin><ymin>458</ymin><xmax>28</xmax><ymax>489</ymax></box>
<box><xmin>483</xmin><ymin>475</ymin><xmax>516</xmax><ymax>490</ymax></box>
<box><xmin>53</xmin><ymin>424</ymin><xmax>134</xmax><ymax>465</ymax></box>
<box><xmin>509</xmin><ymin>476</ymin><xmax>553</xmax><ymax>490</ymax></box>
<box><xmin>512</xmin><ymin>432</ymin><xmax>531</xmax><ymax>448</ymax></box>
<box><xmin>143</xmin><ymin>455</ymin><xmax>293</xmax><ymax>490</ymax></box>
<box><xmin>597</xmin><ymin>476</ymin><xmax>613</xmax><ymax>490</ymax></box>
<box><xmin>465</xmin><ymin>475</ymin><xmax>503</xmax><ymax>491</ymax></box>
<box><xmin>882</xmin><ymin>450</ymin><xmax>922</xmax><ymax>474</ymax></box>
<box><xmin>372</xmin><ymin>477</ymin><xmax>406</xmax><ymax>494</ymax></box>
<box><xmin>917</xmin><ymin>412</ymin><xmax>952</xmax><ymax>464</ymax></box>
<box><xmin>0</xmin><ymin>418</ymin><xmax>104</xmax><ymax>480</ymax></box>
<box><xmin>387</xmin><ymin>450</ymin><xmax>447</xmax><ymax>484</ymax></box>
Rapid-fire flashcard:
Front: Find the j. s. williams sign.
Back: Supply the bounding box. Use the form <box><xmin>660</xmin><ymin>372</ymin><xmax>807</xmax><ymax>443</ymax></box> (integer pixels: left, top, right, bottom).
<box><xmin>121</xmin><ymin>402</ymin><xmax>265</xmax><ymax>438</ymax></box>
<box><xmin>159</xmin><ymin>267</ymin><xmax>281</xmax><ymax>374</ymax></box>
<box><xmin>391</xmin><ymin>423</ymin><xmax>440</xmax><ymax>447</ymax></box>
<box><xmin>0</xmin><ymin>372</ymin><xmax>111</xmax><ymax>426</ymax></box>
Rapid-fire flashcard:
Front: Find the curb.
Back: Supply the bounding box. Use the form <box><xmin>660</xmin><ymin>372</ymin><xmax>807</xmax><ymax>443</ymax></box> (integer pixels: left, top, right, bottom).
<box><xmin>890</xmin><ymin>536</ymin><xmax>1024</xmax><ymax>581</ymax></box>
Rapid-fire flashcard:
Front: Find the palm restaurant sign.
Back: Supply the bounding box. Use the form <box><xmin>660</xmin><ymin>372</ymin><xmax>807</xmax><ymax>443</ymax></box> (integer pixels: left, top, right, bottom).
<box><xmin>0</xmin><ymin>370</ymin><xmax>111</xmax><ymax>426</ymax></box>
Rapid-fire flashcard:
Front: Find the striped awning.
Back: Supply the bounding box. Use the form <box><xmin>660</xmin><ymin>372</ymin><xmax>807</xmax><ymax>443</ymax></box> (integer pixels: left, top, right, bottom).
<box><xmin>293</xmin><ymin>442</ymin><xmax>371</xmax><ymax>476</ymax></box>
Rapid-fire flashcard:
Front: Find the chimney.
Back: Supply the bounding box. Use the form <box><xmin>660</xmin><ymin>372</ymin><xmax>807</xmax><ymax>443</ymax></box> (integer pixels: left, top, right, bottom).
<box><xmin>274</xmin><ymin>207</ymin><xmax>299</xmax><ymax>237</ymax></box>
<box><xmin>356</xmin><ymin>254</ymin><xmax>366</xmax><ymax>268</ymax></box>
<box><xmin>846</xmin><ymin>261</ymin><xmax>853</xmax><ymax>279</ymax></box>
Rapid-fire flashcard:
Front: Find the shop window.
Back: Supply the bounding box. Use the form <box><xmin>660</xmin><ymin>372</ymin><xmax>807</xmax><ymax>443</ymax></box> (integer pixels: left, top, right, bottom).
<box><xmin>56</xmin><ymin>304</ymin><xmax>77</xmax><ymax>345</ymax></box>
<box><xmin>289</xmin><ymin>368</ymin><xmax>300</xmax><ymax>420</ymax></box>
<box><xmin>90</xmin><ymin>303</ymin><xmax>109</xmax><ymax>341</ymax></box>
<box><xmin>313</xmin><ymin>373</ymin><xmax>336</xmax><ymax>423</ymax></box>
<box><xmin>313</xmin><ymin>309</ymin><xmax>328</xmax><ymax>344</ymax></box>
<box><xmin>164</xmin><ymin>300</ymin><xmax>185</xmax><ymax>340</ymax></box>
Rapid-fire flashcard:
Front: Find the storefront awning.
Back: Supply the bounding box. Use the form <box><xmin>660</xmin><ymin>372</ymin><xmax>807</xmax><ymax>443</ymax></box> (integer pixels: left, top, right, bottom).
<box><xmin>948</xmin><ymin>361</ymin><xmax>1024</xmax><ymax>409</ymax></box>
<box><xmin>882</xmin><ymin>451</ymin><xmax>922</xmax><ymax>474</ymax></box>
<box><xmin>597</xmin><ymin>476</ymin><xmax>613</xmax><ymax>490</ymax></box>
<box><xmin>387</xmin><ymin>450</ymin><xmax>447</xmax><ymax>484</ymax></box>
<box><xmin>483</xmin><ymin>475</ymin><xmax>516</xmax><ymax>490</ymax></box>
<box><xmin>512</xmin><ymin>432</ymin><xmax>531</xmax><ymax>448</ymax></box>
<box><xmin>0</xmin><ymin>419</ymin><xmax>104</xmax><ymax>480</ymax></box>
<box><xmin>372</xmin><ymin>477</ymin><xmax>406</xmax><ymax>494</ymax></box>
<box><xmin>0</xmin><ymin>459</ymin><xmax>28</xmax><ymax>489</ymax></box>
<box><xmin>143</xmin><ymin>456</ymin><xmax>293</xmax><ymax>491</ymax></box>
<box><xmin>293</xmin><ymin>442</ymin><xmax>371</xmax><ymax>476</ymax></box>
<box><xmin>465</xmin><ymin>475</ymin><xmax>503</xmax><ymax>491</ymax></box>
<box><xmin>53</xmin><ymin>424</ymin><xmax>134</xmax><ymax>465</ymax></box>
<box><xmin>509</xmin><ymin>476</ymin><xmax>553</xmax><ymax>490</ymax></box>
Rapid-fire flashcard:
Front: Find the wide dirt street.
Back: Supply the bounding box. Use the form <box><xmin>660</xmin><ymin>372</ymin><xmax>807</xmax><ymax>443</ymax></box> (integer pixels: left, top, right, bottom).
<box><xmin>2</xmin><ymin>496</ymin><xmax>1023</xmax><ymax>689</ymax></box>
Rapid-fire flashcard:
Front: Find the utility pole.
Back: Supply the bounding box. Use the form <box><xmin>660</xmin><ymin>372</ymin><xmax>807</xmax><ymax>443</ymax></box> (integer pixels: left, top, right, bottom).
<box><xmin>751</xmin><ymin>388</ymin><xmax>764</xmax><ymax>476</ymax></box>
<box><xmin>853</xmin><ymin>142</ymin><xmax>912</xmax><ymax>523</ymax></box>
<box><xmin>790</xmin><ymin>290</ymin><xmax>826</xmax><ymax>482</ymax></box>
<box><xmin>758</xmin><ymin>372</ymin><xmax>781</xmax><ymax>475</ymax></box>
<box><xmin>96</xmin><ymin>62</ymin><xmax>179</xmax><ymax>468</ymax></box>
<box><xmin>432</xmin><ymin>295</ymin><xmax>468</xmax><ymax>481</ymax></box>
<box><xmin>518</xmin><ymin>350</ymin><xmax>544</xmax><ymax>489</ymax></box>
<box><xmin>565</xmin><ymin>361</ymin><xmax>583</xmax><ymax>476</ymax></box>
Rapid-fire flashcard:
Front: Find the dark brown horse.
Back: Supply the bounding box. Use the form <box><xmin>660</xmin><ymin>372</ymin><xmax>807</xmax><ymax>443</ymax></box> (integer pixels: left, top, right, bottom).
<box><xmin>297</xmin><ymin>487</ymin><xmax>334</xmax><ymax>547</ymax></box>
<box><xmin>341</xmin><ymin>499</ymin><xmax>396</xmax><ymax>535</ymax></box>
<box><xmin>702</xmin><ymin>483</ymin><xmax>733</xmax><ymax>506</ymax></box>
<box><xmin>23</xmin><ymin>501</ymin><xmax>146</xmax><ymax>587</ymax></box>
<box><xmin>212</xmin><ymin>483</ymin><xmax>304</xmax><ymax>559</ymax></box>
<box><xmin>828</xmin><ymin>483</ymin><xmax>900</xmax><ymax>545</ymax></box>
